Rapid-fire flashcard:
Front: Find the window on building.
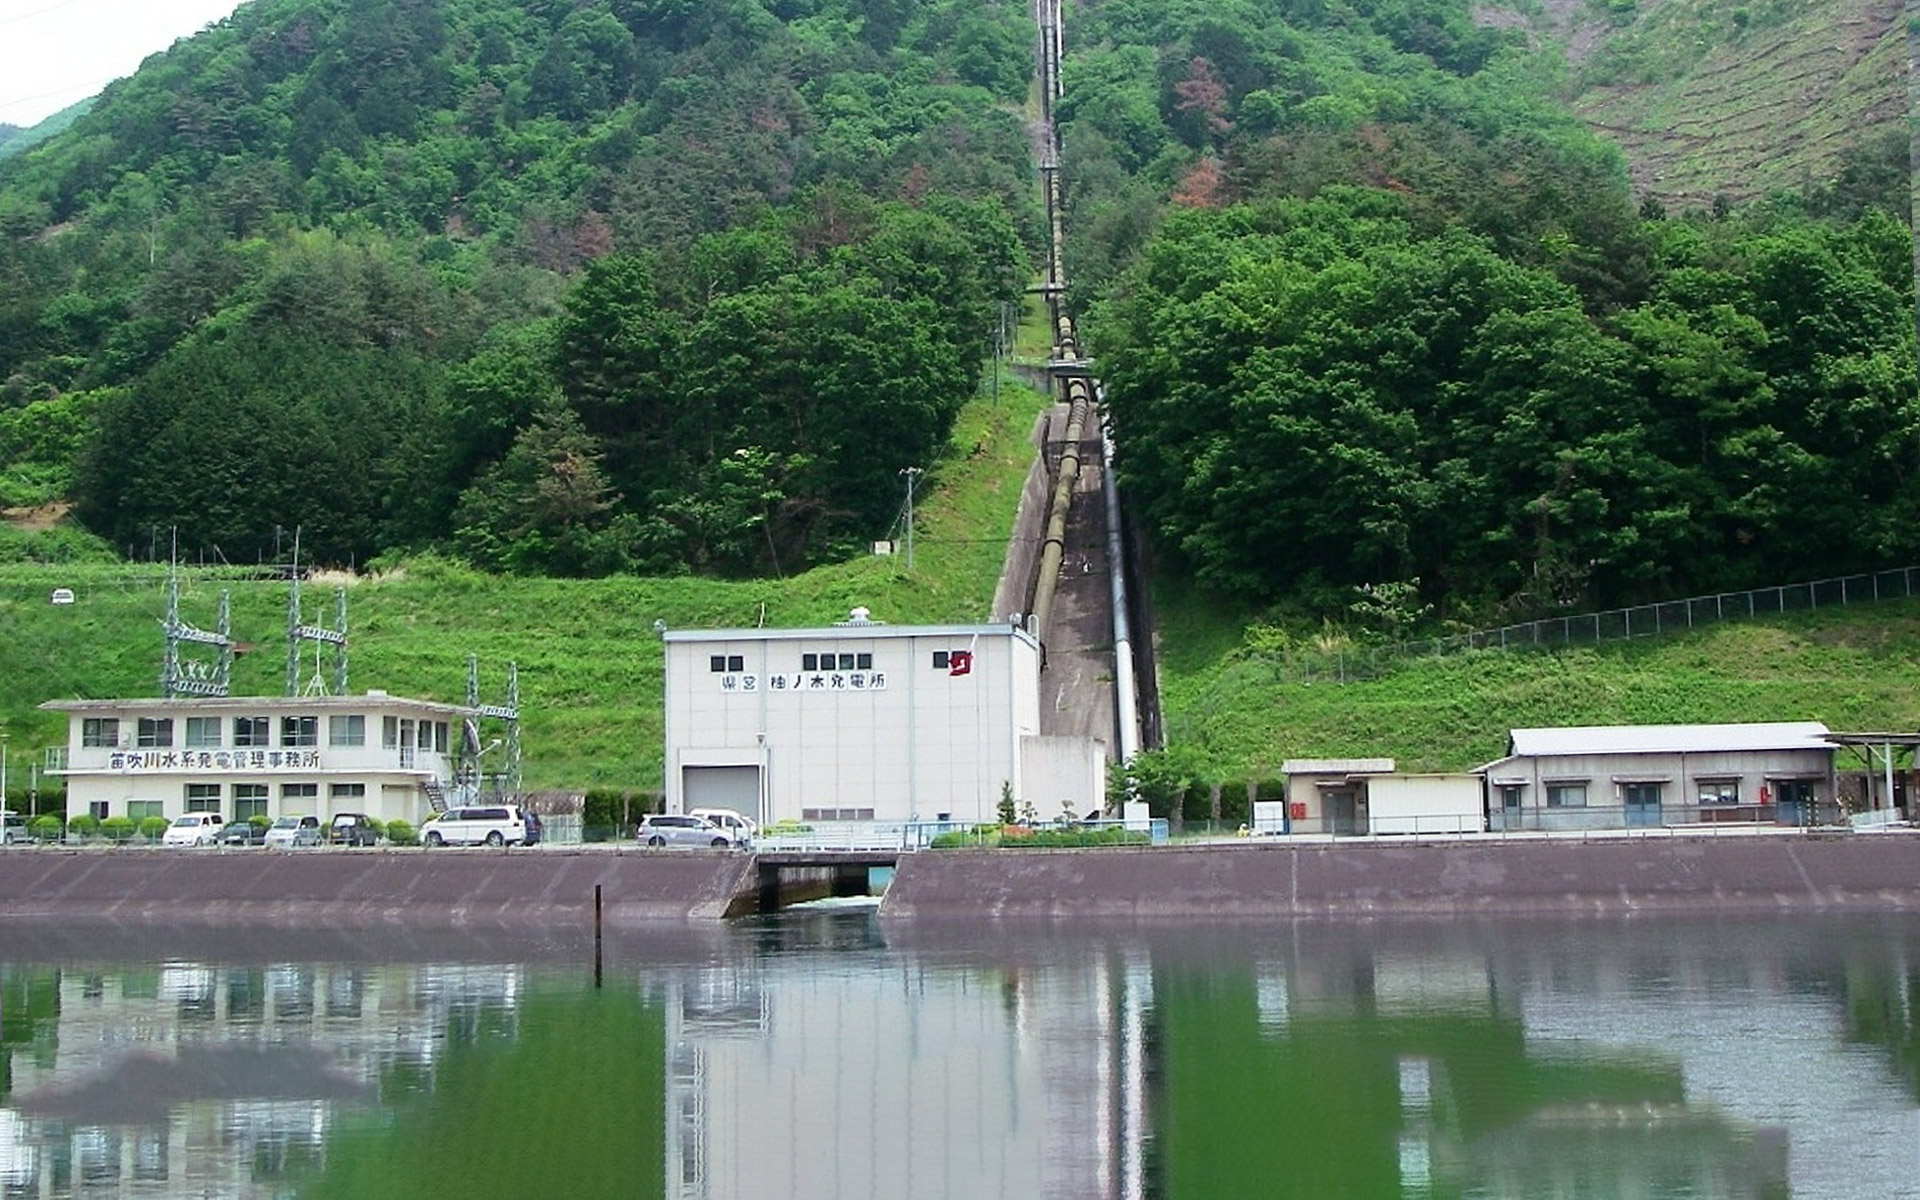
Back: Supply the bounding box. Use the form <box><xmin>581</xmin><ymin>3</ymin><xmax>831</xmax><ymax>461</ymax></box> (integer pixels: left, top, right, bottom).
<box><xmin>233</xmin><ymin>784</ymin><xmax>268</xmax><ymax>820</ymax></box>
<box><xmin>710</xmin><ymin>655</ymin><xmax>727</xmax><ymax>672</ymax></box>
<box><xmin>833</xmin><ymin>654</ymin><xmax>851</xmax><ymax>670</ymax></box>
<box><xmin>932</xmin><ymin>651</ymin><xmax>949</xmax><ymax>669</ymax></box>
<box><xmin>234</xmin><ymin>717</ymin><xmax>269</xmax><ymax>747</ymax></box>
<box><xmin>184</xmin><ymin>717</ymin><xmax>221</xmax><ymax>748</ymax></box>
<box><xmin>281</xmin><ymin>716</ymin><xmax>318</xmax><ymax>748</ymax></box>
<box><xmin>282</xmin><ymin>783</ymin><xmax>319</xmax><ymax>806</ymax></box>
<box><xmin>1546</xmin><ymin>783</ymin><xmax>1587</xmax><ymax>808</ymax></box>
<box><xmin>81</xmin><ymin>718</ymin><xmax>119</xmax><ymax>748</ymax></box>
<box><xmin>382</xmin><ymin>716</ymin><xmax>399</xmax><ymax>749</ymax></box>
<box><xmin>856</xmin><ymin>653</ymin><xmax>873</xmax><ymax>670</ymax></box>
<box><xmin>802</xmin><ymin>653</ymin><xmax>818</xmax><ymax>671</ymax></box>
<box><xmin>127</xmin><ymin>800</ymin><xmax>164</xmax><ymax>821</ymax></box>
<box><xmin>185</xmin><ymin>784</ymin><xmax>221</xmax><ymax>813</ymax></box>
<box><xmin>728</xmin><ymin>655</ymin><xmax>743</xmax><ymax>672</ymax></box>
<box><xmin>435</xmin><ymin>722</ymin><xmax>449</xmax><ymax>753</ymax></box>
<box><xmin>1498</xmin><ymin>785</ymin><xmax>1524</xmax><ymax>809</ymax></box>
<box><xmin>330</xmin><ymin>782</ymin><xmax>366</xmax><ymax>800</ymax></box>
<box><xmin>328</xmin><ymin>714</ymin><xmax>365</xmax><ymax>746</ymax></box>
<box><xmin>136</xmin><ymin>718</ymin><xmax>173</xmax><ymax>748</ymax></box>
<box><xmin>1697</xmin><ymin>779</ymin><xmax>1739</xmax><ymax>805</ymax></box>
<box><xmin>800</xmin><ymin>807</ymin><xmax>878</xmax><ymax>821</ymax></box>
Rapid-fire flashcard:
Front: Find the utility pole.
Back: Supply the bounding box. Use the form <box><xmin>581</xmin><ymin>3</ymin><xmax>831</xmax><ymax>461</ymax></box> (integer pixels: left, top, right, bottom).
<box><xmin>899</xmin><ymin>466</ymin><xmax>923</xmax><ymax>569</ymax></box>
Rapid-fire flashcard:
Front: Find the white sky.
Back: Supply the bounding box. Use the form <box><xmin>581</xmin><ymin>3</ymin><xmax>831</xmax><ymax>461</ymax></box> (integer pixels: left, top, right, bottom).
<box><xmin>0</xmin><ymin>0</ymin><xmax>249</xmax><ymax>126</ymax></box>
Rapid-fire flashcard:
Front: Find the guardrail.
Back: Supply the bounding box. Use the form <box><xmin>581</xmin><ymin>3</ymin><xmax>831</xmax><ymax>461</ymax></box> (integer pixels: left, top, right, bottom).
<box><xmin>754</xmin><ymin>818</ymin><xmax>1169</xmax><ymax>852</ymax></box>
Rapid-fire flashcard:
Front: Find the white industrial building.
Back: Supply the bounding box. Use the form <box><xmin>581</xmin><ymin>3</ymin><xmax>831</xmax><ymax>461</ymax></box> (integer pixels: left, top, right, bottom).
<box><xmin>662</xmin><ymin>612</ymin><xmax>1103</xmax><ymax>826</ymax></box>
<box><xmin>40</xmin><ymin>691</ymin><xmax>471</xmax><ymax>828</ymax></box>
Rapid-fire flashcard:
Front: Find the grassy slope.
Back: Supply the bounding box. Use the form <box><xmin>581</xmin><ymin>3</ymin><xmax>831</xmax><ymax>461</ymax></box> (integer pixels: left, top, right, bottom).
<box><xmin>0</xmin><ymin>366</ymin><xmax>1052</xmax><ymax>794</ymax></box>
<box><xmin>1155</xmin><ymin>576</ymin><xmax>1920</xmax><ymax>780</ymax></box>
<box><xmin>1488</xmin><ymin>0</ymin><xmax>1907</xmax><ymax>207</ymax></box>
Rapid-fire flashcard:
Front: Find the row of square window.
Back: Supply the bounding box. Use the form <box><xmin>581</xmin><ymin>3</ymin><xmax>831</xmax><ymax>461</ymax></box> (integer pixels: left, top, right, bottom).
<box><xmin>707</xmin><ymin>652</ymin><xmax>968</xmax><ymax>673</ymax></box>
<box><xmin>120</xmin><ymin>782</ymin><xmax>366</xmax><ymax>821</ymax></box>
<box><xmin>1504</xmin><ymin>781</ymin><xmax>1774</xmax><ymax>808</ymax></box>
<box><xmin>82</xmin><ymin>716</ymin><xmax>450</xmax><ymax>752</ymax></box>
<box><xmin>800</xmin><ymin>807</ymin><xmax>878</xmax><ymax>821</ymax></box>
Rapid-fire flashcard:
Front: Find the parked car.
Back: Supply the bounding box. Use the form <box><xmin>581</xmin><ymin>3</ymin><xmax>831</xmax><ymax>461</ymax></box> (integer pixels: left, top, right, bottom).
<box><xmin>523</xmin><ymin>810</ymin><xmax>543</xmax><ymax>846</ymax></box>
<box><xmin>162</xmin><ymin>812</ymin><xmax>224</xmax><ymax>847</ymax></box>
<box><xmin>420</xmin><ymin>805</ymin><xmax>528</xmax><ymax>848</ymax></box>
<box><xmin>264</xmin><ymin>815</ymin><xmax>322</xmax><ymax>849</ymax></box>
<box><xmin>218</xmin><ymin>819</ymin><xmax>266</xmax><ymax>846</ymax></box>
<box><xmin>327</xmin><ymin>812</ymin><xmax>379</xmax><ymax>846</ymax></box>
<box><xmin>639</xmin><ymin>813</ymin><xmax>742</xmax><ymax>849</ymax></box>
<box><xmin>2</xmin><ymin>812</ymin><xmax>26</xmax><ymax>845</ymax></box>
<box><xmin>689</xmin><ymin>808</ymin><xmax>757</xmax><ymax>847</ymax></box>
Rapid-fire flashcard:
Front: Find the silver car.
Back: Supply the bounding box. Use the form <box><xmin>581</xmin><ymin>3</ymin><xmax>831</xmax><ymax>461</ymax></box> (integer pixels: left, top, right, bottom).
<box><xmin>264</xmin><ymin>815</ymin><xmax>322</xmax><ymax>849</ymax></box>
<box><xmin>639</xmin><ymin>814</ymin><xmax>740</xmax><ymax>848</ymax></box>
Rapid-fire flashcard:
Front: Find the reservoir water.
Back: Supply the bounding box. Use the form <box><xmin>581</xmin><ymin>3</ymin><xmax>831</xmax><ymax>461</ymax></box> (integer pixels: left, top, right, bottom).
<box><xmin>2</xmin><ymin>909</ymin><xmax>1916</xmax><ymax>1199</ymax></box>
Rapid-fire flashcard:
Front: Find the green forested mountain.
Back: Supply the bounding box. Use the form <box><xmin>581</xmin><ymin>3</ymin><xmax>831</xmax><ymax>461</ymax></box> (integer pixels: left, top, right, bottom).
<box><xmin>0</xmin><ymin>0</ymin><xmax>1033</xmax><ymax>570</ymax></box>
<box><xmin>1045</xmin><ymin>0</ymin><xmax>1913</xmax><ymax>619</ymax></box>
<box><xmin>0</xmin><ymin>0</ymin><xmax>1910</xmax><ymax>630</ymax></box>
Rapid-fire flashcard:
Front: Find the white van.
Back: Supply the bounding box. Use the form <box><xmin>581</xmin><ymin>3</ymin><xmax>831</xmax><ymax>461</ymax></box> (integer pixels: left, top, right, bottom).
<box><xmin>421</xmin><ymin>804</ymin><xmax>529</xmax><ymax>847</ymax></box>
<box><xmin>161</xmin><ymin>812</ymin><xmax>223</xmax><ymax>847</ymax></box>
<box><xmin>689</xmin><ymin>808</ymin><xmax>757</xmax><ymax>847</ymax></box>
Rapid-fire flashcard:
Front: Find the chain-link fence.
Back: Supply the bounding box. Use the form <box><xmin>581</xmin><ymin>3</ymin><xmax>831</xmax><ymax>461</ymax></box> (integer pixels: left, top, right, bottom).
<box><xmin>1234</xmin><ymin>567</ymin><xmax>1920</xmax><ymax>686</ymax></box>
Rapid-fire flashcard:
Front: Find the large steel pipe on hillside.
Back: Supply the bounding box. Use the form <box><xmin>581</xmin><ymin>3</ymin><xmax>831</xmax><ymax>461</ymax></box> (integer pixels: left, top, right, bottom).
<box><xmin>1030</xmin><ymin>374</ymin><xmax>1090</xmax><ymax>642</ymax></box>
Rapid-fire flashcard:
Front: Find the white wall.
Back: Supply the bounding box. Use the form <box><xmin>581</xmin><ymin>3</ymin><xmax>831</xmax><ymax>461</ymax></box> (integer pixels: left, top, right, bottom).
<box><xmin>1367</xmin><ymin>775</ymin><xmax>1485</xmax><ymax>835</ymax></box>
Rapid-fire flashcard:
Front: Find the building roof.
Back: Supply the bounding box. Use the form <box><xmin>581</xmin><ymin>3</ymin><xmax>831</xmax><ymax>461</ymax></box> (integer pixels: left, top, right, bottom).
<box><xmin>1506</xmin><ymin>722</ymin><xmax>1833</xmax><ymax>758</ymax></box>
<box><xmin>40</xmin><ymin>690</ymin><xmax>473</xmax><ymax>717</ymax></box>
<box><xmin>1281</xmin><ymin>758</ymin><xmax>1395</xmax><ymax>776</ymax></box>
<box><xmin>663</xmin><ymin>620</ymin><xmax>1038</xmax><ymax>648</ymax></box>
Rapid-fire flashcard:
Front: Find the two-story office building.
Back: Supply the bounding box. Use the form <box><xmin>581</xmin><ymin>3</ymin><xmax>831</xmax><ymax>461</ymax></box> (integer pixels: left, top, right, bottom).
<box><xmin>662</xmin><ymin>613</ymin><xmax>1101</xmax><ymax>825</ymax></box>
<box><xmin>41</xmin><ymin>690</ymin><xmax>470</xmax><ymax>827</ymax></box>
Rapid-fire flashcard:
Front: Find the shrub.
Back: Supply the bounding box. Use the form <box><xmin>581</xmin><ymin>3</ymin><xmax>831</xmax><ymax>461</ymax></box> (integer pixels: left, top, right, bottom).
<box><xmin>384</xmin><ymin>819</ymin><xmax>418</xmax><ymax>846</ymax></box>
<box><xmin>67</xmin><ymin>812</ymin><xmax>98</xmax><ymax>839</ymax></box>
<box><xmin>929</xmin><ymin>823</ymin><xmax>1004</xmax><ymax>849</ymax></box>
<box><xmin>137</xmin><ymin>816</ymin><xmax>169</xmax><ymax>841</ymax></box>
<box><xmin>365</xmin><ymin>816</ymin><xmax>387</xmax><ymax>838</ymax></box>
<box><xmin>249</xmin><ymin>814</ymin><xmax>271</xmax><ymax>829</ymax></box>
<box><xmin>1001</xmin><ymin>825</ymin><xmax>1150</xmax><ymax>849</ymax></box>
<box><xmin>99</xmin><ymin>816</ymin><xmax>136</xmax><ymax>841</ymax></box>
<box><xmin>29</xmin><ymin>814</ymin><xmax>63</xmax><ymax>841</ymax></box>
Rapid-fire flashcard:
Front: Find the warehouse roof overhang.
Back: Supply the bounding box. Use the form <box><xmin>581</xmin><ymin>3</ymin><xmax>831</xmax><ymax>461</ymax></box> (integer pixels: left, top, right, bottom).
<box><xmin>1505</xmin><ymin>722</ymin><xmax>1833</xmax><ymax>758</ymax></box>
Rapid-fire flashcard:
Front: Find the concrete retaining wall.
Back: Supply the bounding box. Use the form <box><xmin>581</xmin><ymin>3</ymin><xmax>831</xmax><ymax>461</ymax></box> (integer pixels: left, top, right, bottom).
<box><xmin>879</xmin><ymin>835</ymin><xmax>1920</xmax><ymax>920</ymax></box>
<box><xmin>0</xmin><ymin>848</ymin><xmax>756</xmax><ymax>927</ymax></box>
<box><xmin>7</xmin><ymin>835</ymin><xmax>1919</xmax><ymax>928</ymax></box>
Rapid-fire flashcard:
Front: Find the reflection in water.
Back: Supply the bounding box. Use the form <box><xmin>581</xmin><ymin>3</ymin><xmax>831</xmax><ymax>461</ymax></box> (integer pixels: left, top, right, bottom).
<box><xmin>0</xmin><ymin>915</ymin><xmax>1914</xmax><ymax>1199</ymax></box>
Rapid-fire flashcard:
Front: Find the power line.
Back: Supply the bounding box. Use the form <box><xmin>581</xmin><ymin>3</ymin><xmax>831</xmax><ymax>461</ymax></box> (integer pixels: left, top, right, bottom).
<box><xmin>0</xmin><ymin>0</ymin><xmax>94</xmax><ymax>30</ymax></box>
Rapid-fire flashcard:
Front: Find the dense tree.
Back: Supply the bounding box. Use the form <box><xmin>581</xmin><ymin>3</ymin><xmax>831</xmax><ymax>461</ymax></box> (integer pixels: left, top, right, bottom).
<box><xmin>1093</xmin><ymin>190</ymin><xmax>1919</xmax><ymax>617</ymax></box>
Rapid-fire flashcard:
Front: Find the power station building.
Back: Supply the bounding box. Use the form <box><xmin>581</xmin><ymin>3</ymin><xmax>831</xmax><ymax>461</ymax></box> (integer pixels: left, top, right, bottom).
<box><xmin>661</xmin><ymin>611</ymin><xmax>1103</xmax><ymax>826</ymax></box>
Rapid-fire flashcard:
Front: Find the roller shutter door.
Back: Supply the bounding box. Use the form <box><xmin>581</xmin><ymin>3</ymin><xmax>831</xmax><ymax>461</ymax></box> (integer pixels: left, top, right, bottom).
<box><xmin>682</xmin><ymin>766</ymin><xmax>760</xmax><ymax>818</ymax></box>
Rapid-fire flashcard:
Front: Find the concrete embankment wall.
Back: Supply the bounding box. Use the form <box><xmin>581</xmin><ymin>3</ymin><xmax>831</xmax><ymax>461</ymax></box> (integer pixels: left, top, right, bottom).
<box><xmin>0</xmin><ymin>849</ymin><xmax>755</xmax><ymax>927</ymax></box>
<box><xmin>879</xmin><ymin>835</ymin><xmax>1920</xmax><ymax>920</ymax></box>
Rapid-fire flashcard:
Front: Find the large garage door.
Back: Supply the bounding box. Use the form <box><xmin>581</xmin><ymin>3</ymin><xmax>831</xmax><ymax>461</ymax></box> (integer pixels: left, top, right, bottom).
<box><xmin>682</xmin><ymin>766</ymin><xmax>760</xmax><ymax>819</ymax></box>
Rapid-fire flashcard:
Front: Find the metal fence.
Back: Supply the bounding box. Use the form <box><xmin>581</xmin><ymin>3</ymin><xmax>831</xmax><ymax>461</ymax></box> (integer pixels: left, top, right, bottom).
<box><xmin>755</xmin><ymin>818</ymin><xmax>1169</xmax><ymax>852</ymax></box>
<box><xmin>1245</xmin><ymin>567</ymin><xmax>1920</xmax><ymax>686</ymax></box>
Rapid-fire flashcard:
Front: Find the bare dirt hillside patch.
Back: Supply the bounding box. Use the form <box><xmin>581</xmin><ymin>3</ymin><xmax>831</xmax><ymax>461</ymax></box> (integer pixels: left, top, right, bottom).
<box><xmin>2</xmin><ymin>502</ymin><xmax>70</xmax><ymax>532</ymax></box>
